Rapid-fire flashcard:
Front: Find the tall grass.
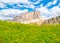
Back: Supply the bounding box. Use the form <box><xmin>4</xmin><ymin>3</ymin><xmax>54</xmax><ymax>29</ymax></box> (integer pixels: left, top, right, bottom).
<box><xmin>0</xmin><ymin>20</ymin><xmax>60</xmax><ymax>43</ymax></box>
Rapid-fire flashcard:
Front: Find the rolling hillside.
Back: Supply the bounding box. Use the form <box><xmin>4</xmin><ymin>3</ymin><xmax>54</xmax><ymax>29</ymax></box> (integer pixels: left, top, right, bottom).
<box><xmin>0</xmin><ymin>20</ymin><xmax>60</xmax><ymax>43</ymax></box>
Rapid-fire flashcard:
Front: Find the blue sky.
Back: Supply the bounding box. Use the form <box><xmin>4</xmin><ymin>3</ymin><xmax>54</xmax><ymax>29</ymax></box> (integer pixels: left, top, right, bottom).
<box><xmin>0</xmin><ymin>0</ymin><xmax>60</xmax><ymax>20</ymax></box>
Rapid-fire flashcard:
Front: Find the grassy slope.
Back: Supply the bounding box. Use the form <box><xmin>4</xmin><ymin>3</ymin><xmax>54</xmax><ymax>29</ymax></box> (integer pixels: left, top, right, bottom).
<box><xmin>0</xmin><ymin>21</ymin><xmax>60</xmax><ymax>43</ymax></box>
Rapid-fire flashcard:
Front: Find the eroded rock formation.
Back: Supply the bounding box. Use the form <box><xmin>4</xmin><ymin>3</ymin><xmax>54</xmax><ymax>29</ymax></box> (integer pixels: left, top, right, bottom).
<box><xmin>13</xmin><ymin>11</ymin><xmax>45</xmax><ymax>24</ymax></box>
<box><xmin>13</xmin><ymin>10</ymin><xmax>60</xmax><ymax>25</ymax></box>
<box><xmin>43</xmin><ymin>16</ymin><xmax>60</xmax><ymax>24</ymax></box>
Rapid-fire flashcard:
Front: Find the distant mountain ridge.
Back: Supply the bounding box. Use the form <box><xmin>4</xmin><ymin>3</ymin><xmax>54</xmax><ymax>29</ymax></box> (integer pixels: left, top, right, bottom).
<box><xmin>13</xmin><ymin>11</ymin><xmax>45</xmax><ymax>24</ymax></box>
<box><xmin>43</xmin><ymin>16</ymin><xmax>60</xmax><ymax>24</ymax></box>
<box><xmin>13</xmin><ymin>11</ymin><xmax>60</xmax><ymax>25</ymax></box>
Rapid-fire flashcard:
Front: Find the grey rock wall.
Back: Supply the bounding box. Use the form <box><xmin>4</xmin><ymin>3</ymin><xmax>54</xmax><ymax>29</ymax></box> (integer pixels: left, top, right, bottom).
<box><xmin>43</xmin><ymin>16</ymin><xmax>60</xmax><ymax>24</ymax></box>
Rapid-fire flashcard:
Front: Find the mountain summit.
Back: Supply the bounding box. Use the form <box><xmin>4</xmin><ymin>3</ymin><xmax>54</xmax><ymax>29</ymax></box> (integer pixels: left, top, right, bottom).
<box><xmin>13</xmin><ymin>11</ymin><xmax>45</xmax><ymax>24</ymax></box>
<box><xmin>13</xmin><ymin>10</ymin><xmax>60</xmax><ymax>25</ymax></box>
<box><xmin>43</xmin><ymin>16</ymin><xmax>60</xmax><ymax>24</ymax></box>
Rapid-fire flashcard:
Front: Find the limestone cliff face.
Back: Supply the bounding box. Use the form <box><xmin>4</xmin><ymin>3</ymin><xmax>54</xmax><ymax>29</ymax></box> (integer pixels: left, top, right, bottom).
<box><xmin>43</xmin><ymin>16</ymin><xmax>60</xmax><ymax>24</ymax></box>
<box><xmin>13</xmin><ymin>11</ymin><xmax>45</xmax><ymax>24</ymax></box>
<box><xmin>13</xmin><ymin>10</ymin><xmax>60</xmax><ymax>25</ymax></box>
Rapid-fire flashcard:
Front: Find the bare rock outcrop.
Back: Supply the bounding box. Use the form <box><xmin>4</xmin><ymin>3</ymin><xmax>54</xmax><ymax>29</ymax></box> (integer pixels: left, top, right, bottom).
<box><xmin>13</xmin><ymin>11</ymin><xmax>45</xmax><ymax>24</ymax></box>
<box><xmin>43</xmin><ymin>16</ymin><xmax>60</xmax><ymax>24</ymax></box>
<box><xmin>13</xmin><ymin>10</ymin><xmax>60</xmax><ymax>25</ymax></box>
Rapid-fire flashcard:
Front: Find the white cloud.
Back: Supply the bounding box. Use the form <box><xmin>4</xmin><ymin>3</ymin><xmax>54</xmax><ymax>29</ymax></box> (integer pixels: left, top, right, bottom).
<box><xmin>0</xmin><ymin>0</ymin><xmax>29</xmax><ymax>3</ymax></box>
<box><xmin>46</xmin><ymin>0</ymin><xmax>57</xmax><ymax>7</ymax></box>
<box><xmin>0</xmin><ymin>2</ymin><xmax>6</xmax><ymax>8</ymax></box>
<box><xmin>37</xmin><ymin>4</ymin><xmax>60</xmax><ymax>19</ymax></box>
<box><xmin>50</xmin><ymin>6</ymin><xmax>60</xmax><ymax>16</ymax></box>
<box><xmin>0</xmin><ymin>0</ymin><xmax>35</xmax><ymax>9</ymax></box>
<box><xmin>0</xmin><ymin>0</ymin><xmax>29</xmax><ymax>20</ymax></box>
<box><xmin>36</xmin><ymin>0</ymin><xmax>60</xmax><ymax>19</ymax></box>
<box><xmin>37</xmin><ymin>7</ymin><xmax>50</xmax><ymax>14</ymax></box>
<box><xmin>0</xmin><ymin>9</ymin><xmax>28</xmax><ymax>20</ymax></box>
<box><xmin>0</xmin><ymin>9</ymin><xmax>28</xmax><ymax>15</ymax></box>
<box><xmin>0</xmin><ymin>0</ymin><xmax>60</xmax><ymax>20</ymax></box>
<box><xmin>29</xmin><ymin>4</ymin><xmax>35</xmax><ymax>8</ymax></box>
<box><xmin>52</xmin><ymin>0</ymin><xmax>57</xmax><ymax>5</ymax></box>
<box><xmin>0</xmin><ymin>16</ymin><xmax>13</xmax><ymax>20</ymax></box>
<box><xmin>23</xmin><ymin>4</ymin><xmax>35</xmax><ymax>9</ymax></box>
<box><xmin>29</xmin><ymin>0</ymin><xmax>41</xmax><ymax>5</ymax></box>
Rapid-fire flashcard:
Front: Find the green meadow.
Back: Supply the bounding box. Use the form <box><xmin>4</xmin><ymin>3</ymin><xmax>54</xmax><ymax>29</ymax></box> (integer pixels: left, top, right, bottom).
<box><xmin>0</xmin><ymin>20</ymin><xmax>60</xmax><ymax>43</ymax></box>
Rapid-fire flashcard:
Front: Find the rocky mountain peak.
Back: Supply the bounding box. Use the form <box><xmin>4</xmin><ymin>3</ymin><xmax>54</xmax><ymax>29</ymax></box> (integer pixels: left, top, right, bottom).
<box><xmin>13</xmin><ymin>10</ymin><xmax>60</xmax><ymax>25</ymax></box>
<box><xmin>43</xmin><ymin>16</ymin><xmax>60</xmax><ymax>24</ymax></box>
<box><xmin>13</xmin><ymin>11</ymin><xmax>45</xmax><ymax>24</ymax></box>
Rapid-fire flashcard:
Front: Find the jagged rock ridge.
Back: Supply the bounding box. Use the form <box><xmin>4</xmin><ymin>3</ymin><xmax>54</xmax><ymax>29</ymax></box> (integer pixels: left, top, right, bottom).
<box><xmin>13</xmin><ymin>11</ymin><xmax>60</xmax><ymax>25</ymax></box>
<box><xmin>43</xmin><ymin>16</ymin><xmax>60</xmax><ymax>24</ymax></box>
<box><xmin>13</xmin><ymin>11</ymin><xmax>45</xmax><ymax>24</ymax></box>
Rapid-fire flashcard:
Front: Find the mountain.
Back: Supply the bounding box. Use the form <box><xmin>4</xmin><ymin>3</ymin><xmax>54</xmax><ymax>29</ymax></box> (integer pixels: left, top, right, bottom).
<box><xmin>13</xmin><ymin>10</ymin><xmax>60</xmax><ymax>25</ymax></box>
<box><xmin>43</xmin><ymin>16</ymin><xmax>60</xmax><ymax>24</ymax></box>
<box><xmin>13</xmin><ymin>11</ymin><xmax>45</xmax><ymax>24</ymax></box>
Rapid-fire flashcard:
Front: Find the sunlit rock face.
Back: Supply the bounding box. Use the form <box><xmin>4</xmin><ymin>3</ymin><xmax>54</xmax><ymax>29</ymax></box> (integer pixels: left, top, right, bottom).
<box><xmin>13</xmin><ymin>11</ymin><xmax>60</xmax><ymax>25</ymax></box>
<box><xmin>13</xmin><ymin>11</ymin><xmax>45</xmax><ymax>24</ymax></box>
<box><xmin>43</xmin><ymin>16</ymin><xmax>60</xmax><ymax>24</ymax></box>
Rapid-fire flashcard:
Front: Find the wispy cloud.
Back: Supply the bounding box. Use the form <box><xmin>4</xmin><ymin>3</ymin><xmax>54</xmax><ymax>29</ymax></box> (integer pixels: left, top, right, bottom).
<box><xmin>0</xmin><ymin>0</ymin><xmax>60</xmax><ymax>20</ymax></box>
<box><xmin>0</xmin><ymin>9</ymin><xmax>28</xmax><ymax>20</ymax></box>
<box><xmin>0</xmin><ymin>0</ymin><xmax>29</xmax><ymax>3</ymax></box>
<box><xmin>0</xmin><ymin>16</ymin><xmax>13</xmax><ymax>20</ymax></box>
<box><xmin>0</xmin><ymin>2</ymin><xmax>6</xmax><ymax>8</ymax></box>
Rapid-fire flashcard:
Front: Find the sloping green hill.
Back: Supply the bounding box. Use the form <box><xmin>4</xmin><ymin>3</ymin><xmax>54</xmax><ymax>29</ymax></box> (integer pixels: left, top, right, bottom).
<box><xmin>0</xmin><ymin>21</ymin><xmax>60</xmax><ymax>43</ymax></box>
